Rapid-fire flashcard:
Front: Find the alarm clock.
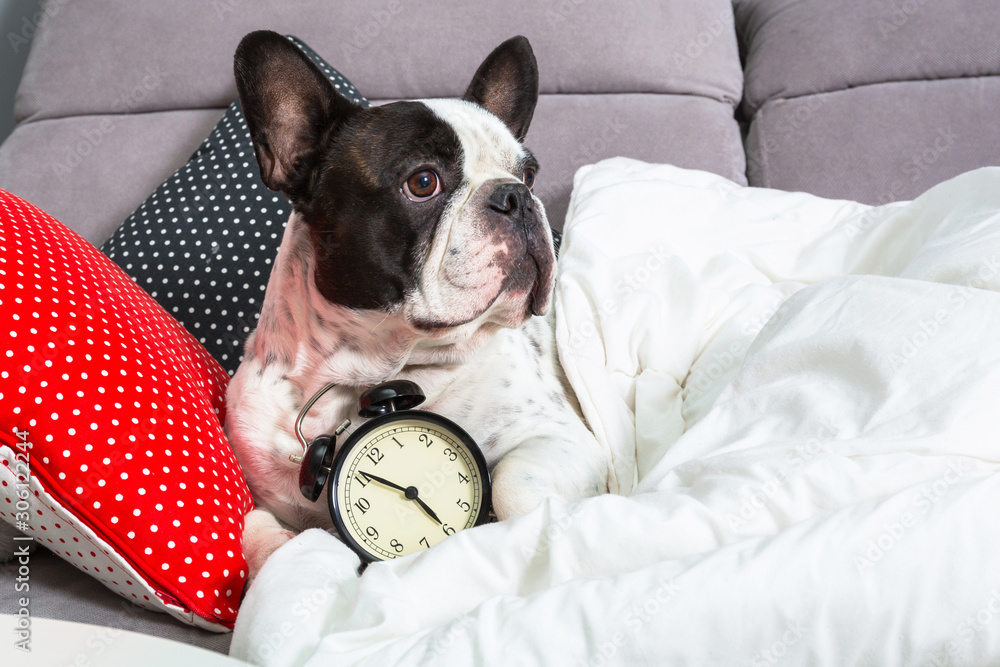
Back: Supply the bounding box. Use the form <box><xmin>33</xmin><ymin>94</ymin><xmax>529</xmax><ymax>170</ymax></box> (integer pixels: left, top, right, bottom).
<box><xmin>293</xmin><ymin>380</ymin><xmax>492</xmax><ymax>562</ymax></box>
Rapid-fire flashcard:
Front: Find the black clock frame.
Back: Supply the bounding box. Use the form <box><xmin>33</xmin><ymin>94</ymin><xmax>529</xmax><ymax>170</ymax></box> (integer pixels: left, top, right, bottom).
<box><xmin>327</xmin><ymin>409</ymin><xmax>493</xmax><ymax>563</ymax></box>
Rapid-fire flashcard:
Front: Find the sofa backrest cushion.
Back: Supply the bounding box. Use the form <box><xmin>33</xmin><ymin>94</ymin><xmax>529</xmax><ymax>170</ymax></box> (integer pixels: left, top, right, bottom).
<box><xmin>0</xmin><ymin>0</ymin><xmax>746</xmax><ymax>243</ymax></box>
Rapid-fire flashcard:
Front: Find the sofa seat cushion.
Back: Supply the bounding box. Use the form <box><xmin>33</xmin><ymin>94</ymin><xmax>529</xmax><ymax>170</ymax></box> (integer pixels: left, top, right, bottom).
<box><xmin>0</xmin><ymin>549</ymin><xmax>233</xmax><ymax>652</ymax></box>
<box><xmin>745</xmin><ymin>77</ymin><xmax>1000</xmax><ymax>205</ymax></box>
<box><xmin>736</xmin><ymin>0</ymin><xmax>1000</xmax><ymax>204</ymax></box>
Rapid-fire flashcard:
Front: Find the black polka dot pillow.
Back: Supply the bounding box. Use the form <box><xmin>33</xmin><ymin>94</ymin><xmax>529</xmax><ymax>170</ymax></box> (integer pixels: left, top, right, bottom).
<box><xmin>101</xmin><ymin>36</ymin><xmax>369</xmax><ymax>376</ymax></box>
<box><xmin>0</xmin><ymin>189</ymin><xmax>254</xmax><ymax>631</ymax></box>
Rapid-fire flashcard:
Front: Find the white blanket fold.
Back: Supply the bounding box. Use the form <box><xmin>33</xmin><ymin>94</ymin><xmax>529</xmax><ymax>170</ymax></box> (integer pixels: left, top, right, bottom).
<box><xmin>232</xmin><ymin>160</ymin><xmax>1000</xmax><ymax>666</ymax></box>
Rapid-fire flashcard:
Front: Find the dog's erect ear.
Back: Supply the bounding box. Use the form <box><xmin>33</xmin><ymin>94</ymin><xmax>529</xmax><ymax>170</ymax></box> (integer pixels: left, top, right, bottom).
<box><xmin>462</xmin><ymin>36</ymin><xmax>539</xmax><ymax>142</ymax></box>
<box><xmin>234</xmin><ymin>30</ymin><xmax>359</xmax><ymax>201</ymax></box>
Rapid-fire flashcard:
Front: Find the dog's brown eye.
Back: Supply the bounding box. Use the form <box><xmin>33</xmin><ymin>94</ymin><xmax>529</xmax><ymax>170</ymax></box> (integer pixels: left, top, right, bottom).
<box><xmin>522</xmin><ymin>167</ymin><xmax>536</xmax><ymax>190</ymax></box>
<box><xmin>403</xmin><ymin>170</ymin><xmax>440</xmax><ymax>201</ymax></box>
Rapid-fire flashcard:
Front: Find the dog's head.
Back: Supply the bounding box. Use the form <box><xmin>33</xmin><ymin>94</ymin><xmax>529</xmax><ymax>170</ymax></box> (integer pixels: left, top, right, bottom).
<box><xmin>234</xmin><ymin>32</ymin><xmax>553</xmax><ymax>338</ymax></box>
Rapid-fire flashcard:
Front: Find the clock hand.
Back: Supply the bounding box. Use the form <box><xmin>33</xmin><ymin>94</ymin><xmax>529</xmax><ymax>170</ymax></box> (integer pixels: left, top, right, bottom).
<box><xmin>360</xmin><ymin>471</ymin><xmax>443</xmax><ymax>525</ymax></box>
<box><xmin>412</xmin><ymin>496</ymin><xmax>443</xmax><ymax>526</ymax></box>
<box><xmin>359</xmin><ymin>471</ymin><xmax>407</xmax><ymax>493</ymax></box>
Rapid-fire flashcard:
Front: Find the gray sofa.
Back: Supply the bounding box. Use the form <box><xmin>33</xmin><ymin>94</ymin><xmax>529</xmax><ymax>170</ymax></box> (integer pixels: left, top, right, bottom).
<box><xmin>1</xmin><ymin>0</ymin><xmax>998</xmax><ymax>657</ymax></box>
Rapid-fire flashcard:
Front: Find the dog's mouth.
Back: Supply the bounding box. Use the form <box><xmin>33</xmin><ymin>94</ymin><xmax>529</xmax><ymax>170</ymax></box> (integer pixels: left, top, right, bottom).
<box><xmin>529</xmin><ymin>279</ymin><xmax>543</xmax><ymax>316</ymax></box>
<box><xmin>524</xmin><ymin>229</ymin><xmax>555</xmax><ymax>317</ymax></box>
<box><xmin>491</xmin><ymin>247</ymin><xmax>553</xmax><ymax>323</ymax></box>
<box><xmin>409</xmin><ymin>251</ymin><xmax>551</xmax><ymax>333</ymax></box>
<box><xmin>493</xmin><ymin>223</ymin><xmax>557</xmax><ymax>320</ymax></box>
<box><xmin>527</xmin><ymin>257</ymin><xmax>547</xmax><ymax>317</ymax></box>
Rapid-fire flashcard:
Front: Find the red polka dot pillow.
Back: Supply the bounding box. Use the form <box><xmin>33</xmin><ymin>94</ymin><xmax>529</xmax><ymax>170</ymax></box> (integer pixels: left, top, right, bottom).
<box><xmin>0</xmin><ymin>189</ymin><xmax>254</xmax><ymax>631</ymax></box>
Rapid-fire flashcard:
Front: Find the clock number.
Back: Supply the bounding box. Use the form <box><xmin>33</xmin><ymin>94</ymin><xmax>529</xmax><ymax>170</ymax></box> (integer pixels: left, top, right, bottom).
<box><xmin>393</xmin><ymin>437</ymin><xmax>405</xmax><ymax>449</ymax></box>
<box><xmin>456</xmin><ymin>499</ymin><xmax>471</xmax><ymax>513</ymax></box>
<box><xmin>366</xmin><ymin>447</ymin><xmax>384</xmax><ymax>466</ymax></box>
<box><xmin>354</xmin><ymin>497</ymin><xmax>371</xmax><ymax>514</ymax></box>
<box><xmin>419</xmin><ymin>537</ymin><xmax>430</xmax><ymax>549</ymax></box>
<box><xmin>366</xmin><ymin>526</ymin><xmax>379</xmax><ymax>541</ymax></box>
<box><xmin>419</xmin><ymin>433</ymin><xmax>434</xmax><ymax>448</ymax></box>
<box><xmin>389</xmin><ymin>539</ymin><xmax>404</xmax><ymax>553</ymax></box>
<box><xmin>442</xmin><ymin>524</ymin><xmax>456</xmax><ymax>535</ymax></box>
<box><xmin>442</xmin><ymin>447</ymin><xmax>458</xmax><ymax>462</ymax></box>
<box><xmin>458</xmin><ymin>472</ymin><xmax>470</xmax><ymax>484</ymax></box>
<box><xmin>355</xmin><ymin>472</ymin><xmax>371</xmax><ymax>487</ymax></box>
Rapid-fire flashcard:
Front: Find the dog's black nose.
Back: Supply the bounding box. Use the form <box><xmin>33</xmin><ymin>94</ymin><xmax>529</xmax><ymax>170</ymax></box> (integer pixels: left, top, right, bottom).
<box><xmin>488</xmin><ymin>182</ymin><xmax>533</xmax><ymax>216</ymax></box>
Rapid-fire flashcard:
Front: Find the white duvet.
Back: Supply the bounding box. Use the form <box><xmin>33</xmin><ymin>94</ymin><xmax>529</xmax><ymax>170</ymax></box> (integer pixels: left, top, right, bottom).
<box><xmin>231</xmin><ymin>159</ymin><xmax>1000</xmax><ymax>666</ymax></box>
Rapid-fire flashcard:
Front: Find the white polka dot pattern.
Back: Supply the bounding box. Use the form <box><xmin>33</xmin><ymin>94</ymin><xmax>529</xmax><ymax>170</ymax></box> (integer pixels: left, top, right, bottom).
<box><xmin>0</xmin><ymin>188</ymin><xmax>253</xmax><ymax>630</ymax></box>
<box><xmin>101</xmin><ymin>36</ymin><xmax>369</xmax><ymax>376</ymax></box>
<box><xmin>0</xmin><ymin>460</ymin><xmax>230</xmax><ymax>631</ymax></box>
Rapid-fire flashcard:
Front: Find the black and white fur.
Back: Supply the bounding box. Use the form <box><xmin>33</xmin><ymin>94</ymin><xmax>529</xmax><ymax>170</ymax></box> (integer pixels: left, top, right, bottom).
<box><xmin>225</xmin><ymin>32</ymin><xmax>611</xmax><ymax>574</ymax></box>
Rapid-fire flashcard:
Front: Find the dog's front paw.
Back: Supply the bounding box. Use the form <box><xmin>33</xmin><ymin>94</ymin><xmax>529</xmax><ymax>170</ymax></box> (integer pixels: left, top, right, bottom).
<box><xmin>242</xmin><ymin>509</ymin><xmax>297</xmax><ymax>582</ymax></box>
<box><xmin>490</xmin><ymin>453</ymin><xmax>564</xmax><ymax>521</ymax></box>
<box><xmin>490</xmin><ymin>437</ymin><xmax>610</xmax><ymax>521</ymax></box>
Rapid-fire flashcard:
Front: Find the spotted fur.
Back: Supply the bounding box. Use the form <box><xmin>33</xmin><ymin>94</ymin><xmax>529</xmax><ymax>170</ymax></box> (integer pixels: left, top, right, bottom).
<box><xmin>226</xmin><ymin>32</ymin><xmax>611</xmax><ymax>575</ymax></box>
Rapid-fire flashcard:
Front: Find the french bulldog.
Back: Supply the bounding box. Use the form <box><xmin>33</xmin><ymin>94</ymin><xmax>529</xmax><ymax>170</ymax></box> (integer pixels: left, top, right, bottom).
<box><xmin>225</xmin><ymin>31</ymin><xmax>612</xmax><ymax>575</ymax></box>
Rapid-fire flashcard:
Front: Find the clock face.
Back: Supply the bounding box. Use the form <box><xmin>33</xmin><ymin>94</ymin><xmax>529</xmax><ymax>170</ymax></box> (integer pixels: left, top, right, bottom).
<box><xmin>329</xmin><ymin>411</ymin><xmax>491</xmax><ymax>562</ymax></box>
